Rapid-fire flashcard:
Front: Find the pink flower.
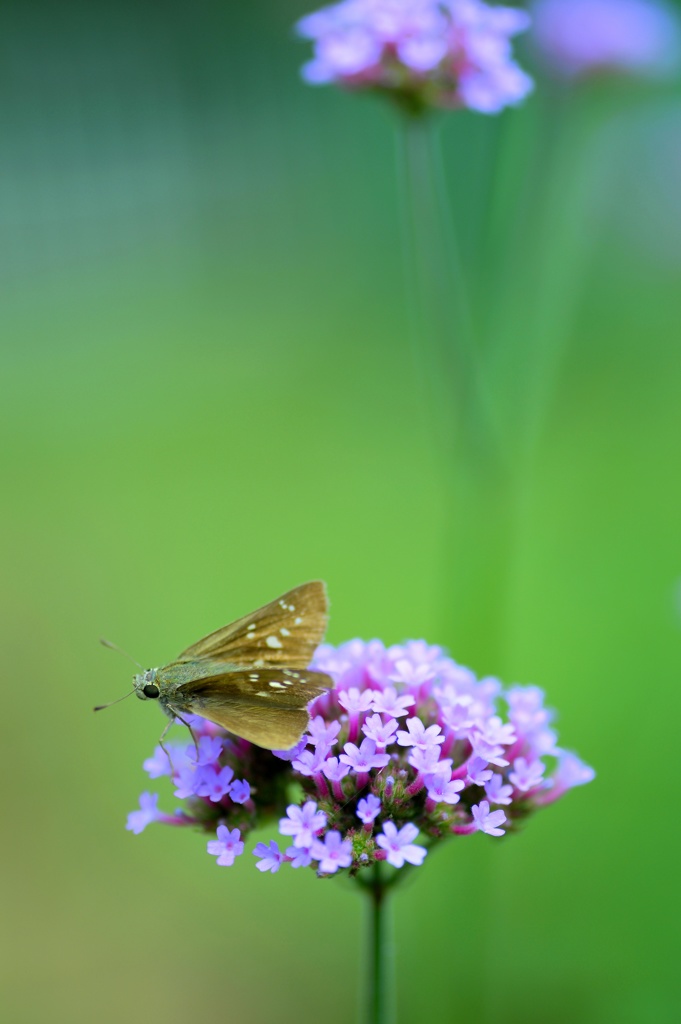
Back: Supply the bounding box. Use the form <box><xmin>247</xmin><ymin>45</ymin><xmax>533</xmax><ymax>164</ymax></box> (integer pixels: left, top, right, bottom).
<box><xmin>532</xmin><ymin>0</ymin><xmax>681</xmax><ymax>80</ymax></box>
<box><xmin>297</xmin><ymin>0</ymin><xmax>534</xmax><ymax>114</ymax></box>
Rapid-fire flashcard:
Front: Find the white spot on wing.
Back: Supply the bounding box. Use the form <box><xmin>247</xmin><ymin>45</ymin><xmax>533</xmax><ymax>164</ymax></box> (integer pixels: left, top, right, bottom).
<box><xmin>269</xmin><ymin>681</ymin><xmax>285</xmax><ymax>689</ymax></box>
<box><xmin>294</xmin><ymin>617</ymin><xmax>303</xmax><ymax>625</ymax></box>
<box><xmin>256</xmin><ymin>691</ymin><xmax>270</xmax><ymax>697</ymax></box>
<box><xmin>266</xmin><ymin>635</ymin><xmax>283</xmax><ymax>649</ymax></box>
<box><xmin>280</xmin><ymin>627</ymin><xmax>290</xmax><ymax>637</ymax></box>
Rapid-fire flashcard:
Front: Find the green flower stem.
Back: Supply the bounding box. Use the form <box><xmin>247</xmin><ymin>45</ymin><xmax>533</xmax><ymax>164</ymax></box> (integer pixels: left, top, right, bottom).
<box><xmin>485</xmin><ymin>83</ymin><xmax>620</xmax><ymax>470</ymax></box>
<box><xmin>396</xmin><ymin>112</ymin><xmax>495</xmax><ymax>470</ymax></box>
<box><xmin>363</xmin><ymin>862</ymin><xmax>395</xmax><ymax>1024</ymax></box>
<box><xmin>396</xmin><ymin>110</ymin><xmax>514</xmax><ymax>670</ymax></box>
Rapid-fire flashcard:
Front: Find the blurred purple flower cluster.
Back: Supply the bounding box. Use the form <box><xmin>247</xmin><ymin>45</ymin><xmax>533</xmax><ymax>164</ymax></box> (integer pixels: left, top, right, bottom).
<box><xmin>532</xmin><ymin>0</ymin><xmax>681</xmax><ymax>80</ymax></box>
<box><xmin>296</xmin><ymin>0</ymin><xmax>534</xmax><ymax>114</ymax></box>
<box><xmin>128</xmin><ymin>638</ymin><xmax>594</xmax><ymax>877</ymax></box>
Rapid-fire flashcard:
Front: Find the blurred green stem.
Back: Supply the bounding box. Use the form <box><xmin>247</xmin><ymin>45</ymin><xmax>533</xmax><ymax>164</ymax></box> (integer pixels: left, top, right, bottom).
<box><xmin>364</xmin><ymin>862</ymin><xmax>394</xmax><ymax>1024</ymax></box>
<box><xmin>396</xmin><ymin>112</ymin><xmax>494</xmax><ymax>469</ymax></box>
<box><xmin>486</xmin><ymin>84</ymin><xmax>616</xmax><ymax>470</ymax></box>
<box><xmin>396</xmin><ymin>110</ymin><xmax>513</xmax><ymax>670</ymax></box>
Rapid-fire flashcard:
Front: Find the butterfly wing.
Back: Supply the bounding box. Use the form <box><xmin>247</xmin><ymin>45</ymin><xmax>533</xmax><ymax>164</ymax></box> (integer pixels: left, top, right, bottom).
<box><xmin>176</xmin><ymin>667</ymin><xmax>332</xmax><ymax>749</ymax></box>
<box><xmin>175</xmin><ymin>581</ymin><xmax>328</xmax><ymax>670</ymax></box>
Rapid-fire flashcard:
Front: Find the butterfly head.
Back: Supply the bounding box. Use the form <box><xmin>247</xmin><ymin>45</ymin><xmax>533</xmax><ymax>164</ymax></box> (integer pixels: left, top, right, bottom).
<box><xmin>133</xmin><ymin>668</ymin><xmax>161</xmax><ymax>700</ymax></box>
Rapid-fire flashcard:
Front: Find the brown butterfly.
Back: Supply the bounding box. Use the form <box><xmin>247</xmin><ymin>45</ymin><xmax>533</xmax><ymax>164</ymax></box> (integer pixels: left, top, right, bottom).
<box><xmin>96</xmin><ymin>581</ymin><xmax>333</xmax><ymax>750</ymax></box>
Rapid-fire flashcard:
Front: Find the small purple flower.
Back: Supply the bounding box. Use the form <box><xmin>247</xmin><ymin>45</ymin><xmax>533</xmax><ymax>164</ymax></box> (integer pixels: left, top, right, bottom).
<box><xmin>338</xmin><ymin>688</ymin><xmax>374</xmax><ymax>715</ymax></box>
<box><xmin>173</xmin><ymin>762</ymin><xmax>200</xmax><ymax>800</ymax></box>
<box><xmin>311</xmin><ymin>831</ymin><xmax>353</xmax><ymax>873</ymax></box>
<box><xmin>389</xmin><ymin>658</ymin><xmax>435</xmax><ymax>688</ymax></box>
<box><xmin>362</xmin><ymin>713</ymin><xmax>399</xmax><ymax>747</ymax></box>
<box><xmin>207</xmin><ymin>825</ymin><xmax>244</xmax><ymax>866</ymax></box>
<box><xmin>370</xmin><ymin>686</ymin><xmax>415</xmax><ymax>718</ymax></box>
<box><xmin>535</xmin><ymin>751</ymin><xmax>596</xmax><ymax>805</ymax></box>
<box><xmin>279</xmin><ymin>801</ymin><xmax>327</xmax><ymax>848</ymax></box>
<box><xmin>272</xmin><ymin>738</ymin><xmax>308</xmax><ymax>761</ymax></box>
<box><xmin>229</xmin><ymin>779</ymin><xmax>251</xmax><ymax>804</ymax></box>
<box><xmin>126</xmin><ymin>792</ymin><xmax>163</xmax><ymax>834</ymax></box>
<box><xmin>408</xmin><ymin>746</ymin><xmax>449</xmax><ymax>774</ymax></box>
<box><xmin>465</xmin><ymin>756</ymin><xmax>494</xmax><ymax>786</ymax></box>
<box><xmin>471</xmin><ymin>800</ymin><xmax>507</xmax><ymax>837</ymax></box>
<box><xmin>307</xmin><ymin>716</ymin><xmax>341</xmax><ymax>748</ymax></box>
<box><xmin>143</xmin><ymin>746</ymin><xmax>173</xmax><ymax>779</ymax></box>
<box><xmin>194</xmin><ymin>765</ymin><xmax>234</xmax><ymax>802</ymax></box>
<box><xmin>553</xmin><ymin>751</ymin><xmax>596</xmax><ymax>790</ymax></box>
<box><xmin>469</xmin><ymin>729</ymin><xmax>509</xmax><ymax>767</ymax></box>
<box><xmin>509</xmin><ymin>757</ymin><xmax>545</xmax><ymax>793</ymax></box>
<box><xmin>357</xmin><ymin>794</ymin><xmax>382</xmax><ymax>824</ymax></box>
<box><xmin>292</xmin><ymin>747</ymin><xmax>329</xmax><ymax>776</ymax></box>
<box><xmin>192</xmin><ymin>735</ymin><xmax>225</xmax><ymax>767</ymax></box>
<box><xmin>253</xmin><ymin>840</ymin><xmax>285</xmax><ymax>873</ymax></box>
<box><xmin>506</xmin><ymin>685</ymin><xmax>547</xmax><ymax>718</ymax></box>
<box><xmin>321</xmin><ymin>756</ymin><xmax>351</xmax><ymax>782</ymax></box>
<box><xmin>441</xmin><ymin>696</ymin><xmax>476</xmax><ymax>735</ymax></box>
<box><xmin>481</xmin><ymin>715</ymin><xmax>517</xmax><ymax>748</ymax></box>
<box><xmin>340</xmin><ymin>738</ymin><xmax>391</xmax><ymax>773</ymax></box>
<box><xmin>396</xmin><ymin>717</ymin><xmax>444</xmax><ymax>751</ymax></box>
<box><xmin>287</xmin><ymin>845</ymin><xmax>314</xmax><ymax>868</ymax></box>
<box><xmin>485</xmin><ymin>774</ymin><xmax>514</xmax><ymax>806</ymax></box>
<box><xmin>423</xmin><ymin>773</ymin><xmax>464</xmax><ymax>805</ymax></box>
<box><xmin>376</xmin><ymin>822</ymin><xmax>427</xmax><ymax>868</ymax></box>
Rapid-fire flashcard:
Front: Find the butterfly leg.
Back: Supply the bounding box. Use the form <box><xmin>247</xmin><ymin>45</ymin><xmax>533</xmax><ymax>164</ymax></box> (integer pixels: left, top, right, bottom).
<box><xmin>157</xmin><ymin>716</ymin><xmax>178</xmax><ymax>772</ymax></box>
<box><xmin>165</xmin><ymin>705</ymin><xmax>200</xmax><ymax>761</ymax></box>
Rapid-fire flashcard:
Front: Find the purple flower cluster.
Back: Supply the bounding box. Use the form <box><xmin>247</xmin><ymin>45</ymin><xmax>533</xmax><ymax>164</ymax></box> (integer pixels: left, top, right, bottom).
<box><xmin>296</xmin><ymin>0</ymin><xmax>534</xmax><ymax>114</ymax></box>
<box><xmin>127</xmin><ymin>638</ymin><xmax>594</xmax><ymax>878</ymax></box>
<box><xmin>532</xmin><ymin>0</ymin><xmax>681</xmax><ymax>80</ymax></box>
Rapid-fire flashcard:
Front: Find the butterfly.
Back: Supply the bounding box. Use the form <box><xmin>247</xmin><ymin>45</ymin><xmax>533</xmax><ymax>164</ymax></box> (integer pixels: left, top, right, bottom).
<box><xmin>96</xmin><ymin>581</ymin><xmax>333</xmax><ymax>750</ymax></box>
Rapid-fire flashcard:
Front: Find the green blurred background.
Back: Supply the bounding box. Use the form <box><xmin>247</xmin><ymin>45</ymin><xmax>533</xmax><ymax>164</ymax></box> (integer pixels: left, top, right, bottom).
<box><xmin>2</xmin><ymin>1</ymin><xmax>681</xmax><ymax>1021</ymax></box>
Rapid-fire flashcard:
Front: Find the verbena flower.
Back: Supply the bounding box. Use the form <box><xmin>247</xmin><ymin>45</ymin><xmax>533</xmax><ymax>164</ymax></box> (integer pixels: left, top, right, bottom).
<box><xmin>207</xmin><ymin>826</ymin><xmax>244</xmax><ymax>866</ymax></box>
<box><xmin>127</xmin><ymin>638</ymin><xmax>594</xmax><ymax>881</ymax></box>
<box><xmin>532</xmin><ymin>0</ymin><xmax>681</xmax><ymax>80</ymax></box>
<box><xmin>296</xmin><ymin>0</ymin><xmax>534</xmax><ymax>115</ymax></box>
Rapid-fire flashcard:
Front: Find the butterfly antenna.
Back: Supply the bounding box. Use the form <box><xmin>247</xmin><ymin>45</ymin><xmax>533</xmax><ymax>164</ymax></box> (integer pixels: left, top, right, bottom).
<box><xmin>93</xmin><ymin>689</ymin><xmax>136</xmax><ymax>712</ymax></box>
<box><xmin>99</xmin><ymin>637</ymin><xmax>144</xmax><ymax>669</ymax></box>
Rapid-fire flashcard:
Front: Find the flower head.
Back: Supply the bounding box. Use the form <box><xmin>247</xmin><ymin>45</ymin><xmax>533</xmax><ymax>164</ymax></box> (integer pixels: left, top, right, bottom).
<box><xmin>297</xmin><ymin>0</ymin><xmax>534</xmax><ymax>114</ymax></box>
<box><xmin>127</xmin><ymin>636</ymin><xmax>593</xmax><ymax>882</ymax></box>
<box><xmin>532</xmin><ymin>0</ymin><xmax>681</xmax><ymax>80</ymax></box>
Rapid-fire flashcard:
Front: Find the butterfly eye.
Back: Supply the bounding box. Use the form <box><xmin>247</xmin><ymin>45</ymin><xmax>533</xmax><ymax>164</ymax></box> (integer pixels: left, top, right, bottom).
<box><xmin>143</xmin><ymin>683</ymin><xmax>160</xmax><ymax>699</ymax></box>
